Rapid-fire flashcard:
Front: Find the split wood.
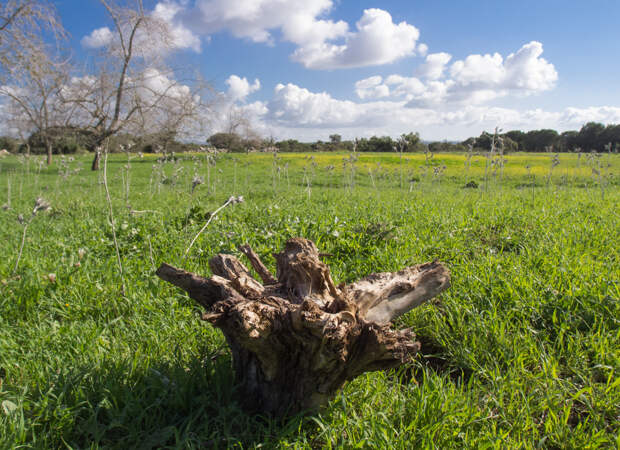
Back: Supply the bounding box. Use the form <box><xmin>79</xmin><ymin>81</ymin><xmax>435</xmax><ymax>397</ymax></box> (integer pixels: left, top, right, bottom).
<box><xmin>156</xmin><ymin>238</ymin><xmax>450</xmax><ymax>416</ymax></box>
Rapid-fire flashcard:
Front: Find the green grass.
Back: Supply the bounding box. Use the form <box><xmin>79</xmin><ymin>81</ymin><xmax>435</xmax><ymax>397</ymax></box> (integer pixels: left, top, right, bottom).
<box><xmin>0</xmin><ymin>151</ymin><xmax>618</xmax><ymax>449</ymax></box>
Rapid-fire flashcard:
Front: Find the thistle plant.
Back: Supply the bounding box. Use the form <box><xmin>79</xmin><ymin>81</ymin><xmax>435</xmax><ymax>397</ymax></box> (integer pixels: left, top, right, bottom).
<box><xmin>342</xmin><ymin>152</ymin><xmax>358</xmax><ymax>191</ymax></box>
<box><xmin>149</xmin><ymin>162</ymin><xmax>160</xmax><ymax>196</ymax></box>
<box><xmin>205</xmin><ymin>154</ymin><xmax>216</xmax><ymax>194</ymax></box>
<box><xmin>494</xmin><ymin>136</ymin><xmax>507</xmax><ymax>183</ymax></box>
<box><xmin>367</xmin><ymin>166</ymin><xmax>376</xmax><ymax>189</ymax></box>
<box><xmin>324</xmin><ymin>164</ymin><xmax>335</xmax><ymax>188</ymax></box>
<box><xmin>271</xmin><ymin>150</ymin><xmax>280</xmax><ymax>194</ymax></box>
<box><xmin>284</xmin><ymin>162</ymin><xmax>290</xmax><ymax>188</ymax></box>
<box><xmin>13</xmin><ymin>197</ymin><xmax>51</xmax><ymax>274</ymax></box>
<box><xmin>587</xmin><ymin>150</ymin><xmax>608</xmax><ymax>199</ymax></box>
<box><xmin>302</xmin><ymin>166</ymin><xmax>312</xmax><ymax>199</ymax></box>
<box><xmin>396</xmin><ymin>136</ymin><xmax>406</xmax><ymax>189</ymax></box>
<box><xmin>604</xmin><ymin>142</ymin><xmax>616</xmax><ymax>173</ymax></box>
<box><xmin>232</xmin><ymin>157</ymin><xmax>239</xmax><ymax>192</ymax></box>
<box><xmin>465</xmin><ymin>140</ymin><xmax>475</xmax><ymax>177</ymax></box>
<box><xmin>424</xmin><ymin>147</ymin><xmax>434</xmax><ymax>167</ymax></box>
<box><xmin>483</xmin><ymin>127</ymin><xmax>501</xmax><ymax>191</ymax></box>
<box><xmin>301</xmin><ymin>156</ymin><xmax>318</xmax><ymax>199</ymax></box>
<box><xmin>120</xmin><ymin>143</ymin><xmax>135</xmax><ymax>207</ymax></box>
<box><xmin>2</xmin><ymin>174</ymin><xmax>10</xmax><ymax>210</ymax></box>
<box><xmin>408</xmin><ymin>169</ymin><xmax>417</xmax><ymax>192</ymax></box>
<box><xmin>33</xmin><ymin>157</ymin><xmax>45</xmax><ymax>191</ymax></box>
<box><xmin>191</xmin><ymin>174</ymin><xmax>204</xmax><ymax>194</ymax></box>
<box><xmin>159</xmin><ymin>159</ymin><xmax>184</xmax><ymax>188</ymax></box>
<box><xmin>525</xmin><ymin>164</ymin><xmax>535</xmax><ymax>202</ymax></box>
<box><xmin>242</xmin><ymin>161</ymin><xmax>251</xmax><ymax>192</ymax></box>
<box><xmin>433</xmin><ymin>164</ymin><xmax>447</xmax><ymax>184</ymax></box>
<box><xmin>59</xmin><ymin>156</ymin><xmax>71</xmax><ymax>179</ymax></box>
<box><xmin>423</xmin><ymin>148</ymin><xmax>434</xmax><ymax>187</ymax></box>
<box><xmin>546</xmin><ymin>152</ymin><xmax>560</xmax><ymax>188</ymax></box>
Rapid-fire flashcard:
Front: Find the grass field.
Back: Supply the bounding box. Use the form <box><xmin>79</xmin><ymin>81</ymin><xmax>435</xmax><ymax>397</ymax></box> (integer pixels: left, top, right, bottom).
<box><xmin>0</xmin><ymin>151</ymin><xmax>618</xmax><ymax>448</ymax></box>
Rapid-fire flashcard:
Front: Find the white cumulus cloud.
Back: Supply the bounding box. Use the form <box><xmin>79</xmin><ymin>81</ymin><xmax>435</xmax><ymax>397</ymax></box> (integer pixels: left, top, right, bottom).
<box><xmin>152</xmin><ymin>1</ymin><xmax>202</xmax><ymax>52</ymax></box>
<box><xmin>269</xmin><ymin>83</ymin><xmax>362</xmax><ymax>126</ymax></box>
<box><xmin>292</xmin><ymin>8</ymin><xmax>421</xmax><ymax>69</ymax></box>
<box><xmin>182</xmin><ymin>0</ymin><xmax>346</xmax><ymax>46</ymax></box>
<box><xmin>226</xmin><ymin>75</ymin><xmax>261</xmax><ymax>101</ymax></box>
<box><xmin>417</xmin><ymin>52</ymin><xmax>452</xmax><ymax>80</ymax></box>
<box><xmin>355</xmin><ymin>76</ymin><xmax>390</xmax><ymax>100</ymax></box>
<box><xmin>82</xmin><ymin>2</ymin><xmax>201</xmax><ymax>53</ymax></box>
<box><xmin>140</xmin><ymin>68</ymin><xmax>192</xmax><ymax>100</ymax></box>
<box><xmin>81</xmin><ymin>27</ymin><xmax>114</xmax><ymax>48</ymax></box>
<box><xmin>503</xmin><ymin>41</ymin><xmax>558</xmax><ymax>92</ymax></box>
<box><xmin>446</xmin><ymin>41</ymin><xmax>557</xmax><ymax>102</ymax></box>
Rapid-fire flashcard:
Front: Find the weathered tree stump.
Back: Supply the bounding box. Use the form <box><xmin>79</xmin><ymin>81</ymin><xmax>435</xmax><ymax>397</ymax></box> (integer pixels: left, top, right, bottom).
<box><xmin>156</xmin><ymin>238</ymin><xmax>450</xmax><ymax>416</ymax></box>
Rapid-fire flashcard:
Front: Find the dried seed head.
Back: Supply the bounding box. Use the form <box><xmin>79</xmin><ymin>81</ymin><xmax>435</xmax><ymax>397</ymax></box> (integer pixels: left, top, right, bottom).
<box><xmin>33</xmin><ymin>198</ymin><xmax>51</xmax><ymax>214</ymax></box>
<box><xmin>228</xmin><ymin>195</ymin><xmax>244</xmax><ymax>204</ymax></box>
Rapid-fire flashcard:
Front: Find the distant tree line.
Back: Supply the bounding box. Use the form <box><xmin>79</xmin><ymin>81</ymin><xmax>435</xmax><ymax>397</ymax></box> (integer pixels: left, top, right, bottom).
<box><xmin>1</xmin><ymin>122</ymin><xmax>619</xmax><ymax>156</ymax></box>
<box><xmin>207</xmin><ymin>131</ymin><xmax>428</xmax><ymax>153</ymax></box>
<box><xmin>464</xmin><ymin>122</ymin><xmax>620</xmax><ymax>153</ymax></box>
<box><xmin>0</xmin><ymin>125</ymin><xmax>202</xmax><ymax>155</ymax></box>
<box><xmin>209</xmin><ymin>123</ymin><xmax>618</xmax><ymax>154</ymax></box>
<box><xmin>208</xmin><ymin>123</ymin><xmax>618</xmax><ymax>154</ymax></box>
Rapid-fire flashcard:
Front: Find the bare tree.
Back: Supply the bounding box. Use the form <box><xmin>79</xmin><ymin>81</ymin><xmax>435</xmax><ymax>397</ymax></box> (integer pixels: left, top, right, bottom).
<box><xmin>0</xmin><ymin>1</ymin><xmax>70</xmax><ymax>164</ymax></box>
<box><xmin>0</xmin><ymin>40</ymin><xmax>73</xmax><ymax>164</ymax></box>
<box><xmin>64</xmin><ymin>0</ymin><xmax>210</xmax><ymax>169</ymax></box>
<box><xmin>5</xmin><ymin>97</ymin><xmax>32</xmax><ymax>155</ymax></box>
<box><xmin>0</xmin><ymin>0</ymin><xmax>65</xmax><ymax>83</ymax></box>
<box><xmin>212</xmin><ymin>104</ymin><xmax>262</xmax><ymax>151</ymax></box>
<box><xmin>134</xmin><ymin>70</ymin><xmax>213</xmax><ymax>155</ymax></box>
<box><xmin>224</xmin><ymin>106</ymin><xmax>252</xmax><ymax>136</ymax></box>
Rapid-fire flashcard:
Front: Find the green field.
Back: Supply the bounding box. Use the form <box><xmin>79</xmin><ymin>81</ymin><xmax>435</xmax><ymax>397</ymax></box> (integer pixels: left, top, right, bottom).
<box><xmin>0</xmin><ymin>151</ymin><xmax>618</xmax><ymax>448</ymax></box>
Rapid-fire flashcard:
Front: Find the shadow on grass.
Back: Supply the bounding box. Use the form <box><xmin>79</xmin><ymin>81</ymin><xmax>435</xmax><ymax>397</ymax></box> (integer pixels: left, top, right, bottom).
<box><xmin>35</xmin><ymin>352</ymin><xmax>314</xmax><ymax>448</ymax></box>
<box><xmin>398</xmin><ymin>334</ymin><xmax>474</xmax><ymax>386</ymax></box>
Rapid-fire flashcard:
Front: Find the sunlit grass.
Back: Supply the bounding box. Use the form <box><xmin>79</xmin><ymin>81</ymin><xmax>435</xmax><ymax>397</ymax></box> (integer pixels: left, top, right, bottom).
<box><xmin>0</xmin><ymin>152</ymin><xmax>618</xmax><ymax>448</ymax></box>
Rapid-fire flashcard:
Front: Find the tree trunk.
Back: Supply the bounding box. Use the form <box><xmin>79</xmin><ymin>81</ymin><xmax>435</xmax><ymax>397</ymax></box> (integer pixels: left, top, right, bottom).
<box><xmin>46</xmin><ymin>142</ymin><xmax>53</xmax><ymax>165</ymax></box>
<box><xmin>156</xmin><ymin>238</ymin><xmax>450</xmax><ymax>416</ymax></box>
<box><xmin>91</xmin><ymin>149</ymin><xmax>100</xmax><ymax>171</ymax></box>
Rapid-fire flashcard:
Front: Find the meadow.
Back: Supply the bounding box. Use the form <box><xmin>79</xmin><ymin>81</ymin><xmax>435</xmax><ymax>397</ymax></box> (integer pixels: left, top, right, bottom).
<box><xmin>0</xmin><ymin>150</ymin><xmax>618</xmax><ymax>448</ymax></box>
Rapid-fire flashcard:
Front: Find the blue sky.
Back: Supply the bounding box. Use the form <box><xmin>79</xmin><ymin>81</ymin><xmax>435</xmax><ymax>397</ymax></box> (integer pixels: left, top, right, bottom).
<box><xmin>52</xmin><ymin>0</ymin><xmax>620</xmax><ymax>141</ymax></box>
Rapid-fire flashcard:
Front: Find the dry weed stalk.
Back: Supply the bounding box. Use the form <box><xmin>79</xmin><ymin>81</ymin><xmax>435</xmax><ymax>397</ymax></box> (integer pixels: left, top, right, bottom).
<box><xmin>184</xmin><ymin>195</ymin><xmax>244</xmax><ymax>259</ymax></box>
<box><xmin>102</xmin><ymin>143</ymin><xmax>126</xmax><ymax>296</ymax></box>
<box><xmin>13</xmin><ymin>197</ymin><xmax>51</xmax><ymax>274</ymax></box>
<box><xmin>2</xmin><ymin>174</ymin><xmax>10</xmax><ymax>210</ymax></box>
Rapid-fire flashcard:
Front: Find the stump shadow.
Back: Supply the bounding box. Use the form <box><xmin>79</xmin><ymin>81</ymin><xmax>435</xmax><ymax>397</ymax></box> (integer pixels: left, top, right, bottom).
<box><xmin>33</xmin><ymin>352</ymin><xmax>313</xmax><ymax>448</ymax></box>
<box><xmin>398</xmin><ymin>334</ymin><xmax>474</xmax><ymax>386</ymax></box>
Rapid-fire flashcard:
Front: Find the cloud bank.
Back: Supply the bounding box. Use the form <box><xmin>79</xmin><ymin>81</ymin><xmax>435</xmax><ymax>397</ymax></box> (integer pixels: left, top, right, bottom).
<box><xmin>355</xmin><ymin>42</ymin><xmax>558</xmax><ymax>106</ymax></box>
<box><xmin>234</xmin><ymin>81</ymin><xmax>620</xmax><ymax>141</ymax></box>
